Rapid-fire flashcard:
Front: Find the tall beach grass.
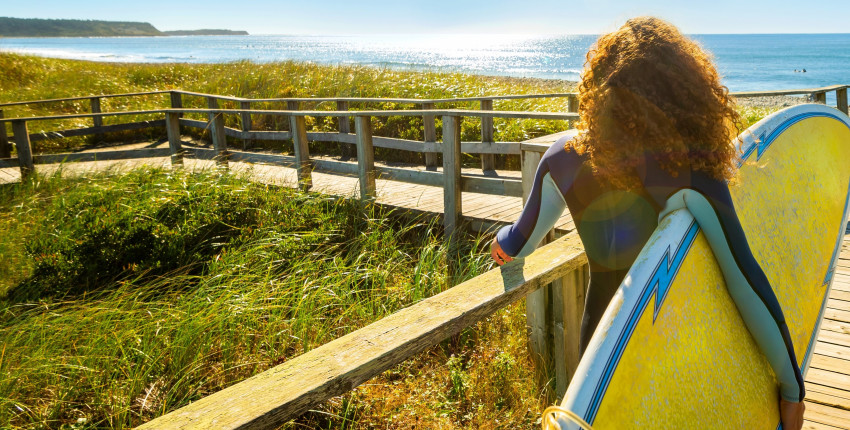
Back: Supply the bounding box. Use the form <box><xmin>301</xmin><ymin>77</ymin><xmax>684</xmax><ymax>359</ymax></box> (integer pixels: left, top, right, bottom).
<box><xmin>0</xmin><ymin>167</ymin><xmax>548</xmax><ymax>429</ymax></box>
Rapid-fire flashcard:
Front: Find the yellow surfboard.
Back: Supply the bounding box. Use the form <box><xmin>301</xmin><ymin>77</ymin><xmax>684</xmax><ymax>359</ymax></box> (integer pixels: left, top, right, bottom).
<box><xmin>557</xmin><ymin>104</ymin><xmax>850</xmax><ymax>428</ymax></box>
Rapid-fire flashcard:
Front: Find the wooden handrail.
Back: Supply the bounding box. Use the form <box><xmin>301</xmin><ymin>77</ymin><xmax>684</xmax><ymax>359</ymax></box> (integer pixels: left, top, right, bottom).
<box><xmin>136</xmin><ymin>233</ymin><xmax>587</xmax><ymax>430</ymax></box>
<box><xmin>0</xmin><ymin>90</ymin><xmax>171</xmax><ymax>108</ymax></box>
<box><xmin>731</xmin><ymin>84</ymin><xmax>849</xmax><ymax>98</ymax></box>
<box><xmin>0</xmin><ymin>108</ymin><xmax>578</xmax><ymax>124</ymax></box>
<box><xmin>3</xmin><ymin>84</ymin><xmax>847</xmax><ymax>110</ymax></box>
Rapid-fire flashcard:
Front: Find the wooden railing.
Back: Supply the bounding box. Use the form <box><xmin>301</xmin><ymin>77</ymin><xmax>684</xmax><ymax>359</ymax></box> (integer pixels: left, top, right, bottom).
<box><xmin>1</xmin><ymin>84</ymin><xmax>847</xmax><ymax>168</ymax></box>
<box><xmin>136</xmin><ymin>231</ymin><xmax>588</xmax><ymax>429</ymax></box>
<box><xmin>0</xmin><ymin>103</ymin><xmax>579</xmax><ymax>236</ymax></box>
<box><xmin>1</xmin><ymin>84</ymin><xmax>849</xmax><ymax>428</ymax></box>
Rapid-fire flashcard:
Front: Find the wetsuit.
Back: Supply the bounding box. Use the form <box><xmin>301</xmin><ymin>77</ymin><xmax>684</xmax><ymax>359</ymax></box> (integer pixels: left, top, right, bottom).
<box><xmin>496</xmin><ymin>136</ymin><xmax>805</xmax><ymax>403</ymax></box>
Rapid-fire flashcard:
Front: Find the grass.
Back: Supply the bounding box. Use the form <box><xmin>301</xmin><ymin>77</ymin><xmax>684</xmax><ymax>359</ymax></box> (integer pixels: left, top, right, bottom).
<box><xmin>0</xmin><ymin>167</ymin><xmax>548</xmax><ymax>429</ymax></box>
<box><xmin>0</xmin><ymin>53</ymin><xmax>788</xmax><ymax>429</ymax></box>
<box><xmin>0</xmin><ymin>53</ymin><xmax>575</xmax><ymax>169</ymax></box>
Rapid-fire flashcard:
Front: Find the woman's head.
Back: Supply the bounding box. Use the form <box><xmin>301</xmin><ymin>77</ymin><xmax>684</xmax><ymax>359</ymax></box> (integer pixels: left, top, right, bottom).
<box><xmin>571</xmin><ymin>17</ymin><xmax>741</xmax><ymax>189</ymax></box>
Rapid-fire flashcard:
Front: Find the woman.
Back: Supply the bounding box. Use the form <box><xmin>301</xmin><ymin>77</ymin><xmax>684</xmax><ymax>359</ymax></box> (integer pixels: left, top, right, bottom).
<box><xmin>491</xmin><ymin>17</ymin><xmax>805</xmax><ymax>429</ymax></box>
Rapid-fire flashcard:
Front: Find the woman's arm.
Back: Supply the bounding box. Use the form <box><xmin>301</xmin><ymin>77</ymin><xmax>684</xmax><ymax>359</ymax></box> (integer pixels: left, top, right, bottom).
<box><xmin>493</xmin><ymin>140</ymin><xmax>580</xmax><ymax>262</ymax></box>
<box><xmin>661</xmin><ymin>183</ymin><xmax>805</xmax><ymax>404</ymax></box>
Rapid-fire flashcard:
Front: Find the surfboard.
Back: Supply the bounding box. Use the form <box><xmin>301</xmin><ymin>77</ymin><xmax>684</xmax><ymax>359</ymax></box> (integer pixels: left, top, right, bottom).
<box><xmin>556</xmin><ymin>104</ymin><xmax>850</xmax><ymax>429</ymax></box>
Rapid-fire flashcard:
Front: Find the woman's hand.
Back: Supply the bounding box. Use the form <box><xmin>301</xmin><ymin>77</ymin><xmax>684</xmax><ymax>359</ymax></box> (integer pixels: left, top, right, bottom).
<box><xmin>490</xmin><ymin>238</ymin><xmax>514</xmax><ymax>266</ymax></box>
<box><xmin>780</xmin><ymin>399</ymin><xmax>805</xmax><ymax>430</ymax></box>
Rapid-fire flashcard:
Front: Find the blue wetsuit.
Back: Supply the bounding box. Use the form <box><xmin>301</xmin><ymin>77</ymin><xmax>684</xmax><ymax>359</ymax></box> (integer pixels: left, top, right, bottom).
<box><xmin>496</xmin><ymin>136</ymin><xmax>805</xmax><ymax>402</ymax></box>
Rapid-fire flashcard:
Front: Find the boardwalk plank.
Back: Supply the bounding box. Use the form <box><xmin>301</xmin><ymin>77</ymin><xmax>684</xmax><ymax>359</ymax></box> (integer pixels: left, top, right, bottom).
<box><xmin>814</xmin><ymin>341</ymin><xmax>850</xmax><ymax>361</ymax></box>
<box><xmin>804</xmin><ymin>401</ymin><xmax>850</xmax><ymax>429</ymax></box>
<box><xmin>811</xmin><ymin>354</ymin><xmax>850</xmax><ymax>377</ymax></box>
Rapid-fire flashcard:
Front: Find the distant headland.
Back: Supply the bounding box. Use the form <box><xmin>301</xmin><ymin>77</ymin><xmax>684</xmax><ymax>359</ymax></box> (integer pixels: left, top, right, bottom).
<box><xmin>0</xmin><ymin>17</ymin><xmax>248</xmax><ymax>37</ymax></box>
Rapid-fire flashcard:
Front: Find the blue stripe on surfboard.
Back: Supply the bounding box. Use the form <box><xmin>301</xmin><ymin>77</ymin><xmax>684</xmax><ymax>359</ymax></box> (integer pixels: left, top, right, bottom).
<box><xmin>737</xmin><ymin>111</ymin><xmax>848</xmax><ymax>167</ymax></box>
<box><xmin>757</xmin><ymin>112</ymin><xmax>845</xmax><ymax>160</ymax></box>
<box><xmin>585</xmin><ymin>220</ymin><xmax>699</xmax><ymax>424</ymax></box>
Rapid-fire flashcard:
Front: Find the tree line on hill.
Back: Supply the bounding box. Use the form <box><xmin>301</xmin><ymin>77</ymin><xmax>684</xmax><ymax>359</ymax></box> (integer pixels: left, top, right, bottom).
<box><xmin>0</xmin><ymin>17</ymin><xmax>248</xmax><ymax>37</ymax></box>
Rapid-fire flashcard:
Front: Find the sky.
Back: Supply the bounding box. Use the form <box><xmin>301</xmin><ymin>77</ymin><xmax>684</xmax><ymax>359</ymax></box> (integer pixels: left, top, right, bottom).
<box><xmin>2</xmin><ymin>0</ymin><xmax>849</xmax><ymax>35</ymax></box>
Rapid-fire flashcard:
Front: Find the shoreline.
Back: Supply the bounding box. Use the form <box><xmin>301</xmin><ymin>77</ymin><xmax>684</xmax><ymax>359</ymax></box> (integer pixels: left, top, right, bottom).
<box><xmin>0</xmin><ymin>51</ymin><xmax>825</xmax><ymax>112</ymax></box>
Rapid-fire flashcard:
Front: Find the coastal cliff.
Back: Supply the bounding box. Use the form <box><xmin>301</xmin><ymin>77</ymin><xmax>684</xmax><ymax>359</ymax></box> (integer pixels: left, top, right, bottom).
<box><xmin>0</xmin><ymin>17</ymin><xmax>247</xmax><ymax>37</ymax></box>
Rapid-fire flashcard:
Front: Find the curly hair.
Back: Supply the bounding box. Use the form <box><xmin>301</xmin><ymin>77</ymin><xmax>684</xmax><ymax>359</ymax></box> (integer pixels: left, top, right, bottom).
<box><xmin>570</xmin><ymin>17</ymin><xmax>742</xmax><ymax>189</ymax></box>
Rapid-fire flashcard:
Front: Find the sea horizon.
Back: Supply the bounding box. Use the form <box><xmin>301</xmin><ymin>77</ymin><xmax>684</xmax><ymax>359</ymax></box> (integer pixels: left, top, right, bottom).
<box><xmin>1</xmin><ymin>33</ymin><xmax>848</xmax><ymax>94</ymax></box>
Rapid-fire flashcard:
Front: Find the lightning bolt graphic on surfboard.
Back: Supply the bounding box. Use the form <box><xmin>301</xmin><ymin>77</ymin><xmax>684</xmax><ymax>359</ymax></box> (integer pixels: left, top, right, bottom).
<box><xmin>648</xmin><ymin>220</ymin><xmax>700</xmax><ymax>322</ymax></box>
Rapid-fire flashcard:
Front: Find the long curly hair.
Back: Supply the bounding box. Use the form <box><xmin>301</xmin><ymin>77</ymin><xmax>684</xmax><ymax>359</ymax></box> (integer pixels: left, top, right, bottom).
<box><xmin>570</xmin><ymin>17</ymin><xmax>742</xmax><ymax>189</ymax></box>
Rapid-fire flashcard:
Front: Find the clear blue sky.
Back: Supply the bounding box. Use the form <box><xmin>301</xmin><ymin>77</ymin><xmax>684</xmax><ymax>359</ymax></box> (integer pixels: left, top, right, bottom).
<box><xmin>2</xmin><ymin>0</ymin><xmax>848</xmax><ymax>35</ymax></box>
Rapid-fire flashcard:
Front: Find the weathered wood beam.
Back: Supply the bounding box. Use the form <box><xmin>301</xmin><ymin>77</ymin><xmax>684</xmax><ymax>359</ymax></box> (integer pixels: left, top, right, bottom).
<box><xmin>0</xmin><ymin>110</ymin><xmax>10</xmax><ymax>159</ymax></box>
<box><xmin>337</xmin><ymin>101</ymin><xmax>352</xmax><ymax>159</ymax></box>
<box><xmin>89</xmin><ymin>97</ymin><xmax>104</xmax><ymax>143</ymax></box>
<box><xmin>34</xmin><ymin>148</ymin><xmax>172</xmax><ymax>164</ymax></box>
<box><xmin>442</xmin><ymin>114</ymin><xmax>462</xmax><ymax>240</ymax></box>
<box><xmin>12</xmin><ymin>120</ymin><xmax>34</xmax><ymax>179</ymax></box>
<box><xmin>551</xmin><ymin>264</ymin><xmax>588</xmax><ymax>398</ymax></box>
<box><xmin>28</xmin><ymin>120</ymin><xmax>165</xmax><ymax>142</ymax></box>
<box><xmin>354</xmin><ymin>115</ymin><xmax>376</xmax><ymax>200</ymax></box>
<box><xmin>423</xmin><ymin>102</ymin><xmax>438</xmax><ymax>169</ymax></box>
<box><xmin>170</xmin><ymin>91</ymin><xmax>184</xmax><ymax>119</ymax></box>
<box><xmin>240</xmin><ymin>100</ymin><xmax>253</xmax><ymax>150</ymax></box>
<box><xmin>0</xmin><ymin>90</ymin><xmax>171</xmax><ymax>108</ymax></box>
<box><xmin>567</xmin><ymin>93</ymin><xmax>579</xmax><ymax>128</ymax></box>
<box><xmin>136</xmin><ymin>232</ymin><xmax>587</xmax><ymax>430</ymax></box>
<box><xmin>207</xmin><ymin>97</ymin><xmax>228</xmax><ymax>167</ymax></box>
<box><xmin>166</xmin><ymin>112</ymin><xmax>183</xmax><ymax>166</ymax></box>
<box><xmin>521</xmin><ymin>147</ymin><xmax>552</xmax><ymax>388</ymax></box>
<box><xmin>837</xmin><ymin>88</ymin><xmax>848</xmax><ymax>115</ymax></box>
<box><xmin>289</xmin><ymin>110</ymin><xmax>312</xmax><ymax>191</ymax></box>
<box><xmin>480</xmin><ymin>99</ymin><xmax>495</xmax><ymax>172</ymax></box>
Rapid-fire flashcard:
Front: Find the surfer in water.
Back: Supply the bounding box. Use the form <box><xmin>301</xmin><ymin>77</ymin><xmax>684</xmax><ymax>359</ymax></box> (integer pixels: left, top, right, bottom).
<box><xmin>491</xmin><ymin>17</ymin><xmax>805</xmax><ymax>429</ymax></box>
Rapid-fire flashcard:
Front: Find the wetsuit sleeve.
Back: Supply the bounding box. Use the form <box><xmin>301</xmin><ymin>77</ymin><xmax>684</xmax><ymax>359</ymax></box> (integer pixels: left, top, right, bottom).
<box><xmin>495</xmin><ymin>141</ymin><xmax>578</xmax><ymax>258</ymax></box>
<box><xmin>496</xmin><ymin>173</ymin><xmax>567</xmax><ymax>258</ymax></box>
<box><xmin>661</xmin><ymin>185</ymin><xmax>805</xmax><ymax>403</ymax></box>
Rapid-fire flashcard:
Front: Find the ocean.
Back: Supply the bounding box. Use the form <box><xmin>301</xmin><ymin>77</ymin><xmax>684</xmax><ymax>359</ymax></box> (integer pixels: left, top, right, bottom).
<box><xmin>1</xmin><ymin>33</ymin><xmax>848</xmax><ymax>93</ymax></box>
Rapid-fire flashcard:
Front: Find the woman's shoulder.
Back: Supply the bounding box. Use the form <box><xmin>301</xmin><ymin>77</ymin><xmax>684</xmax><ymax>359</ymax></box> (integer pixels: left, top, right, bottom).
<box><xmin>542</xmin><ymin>133</ymin><xmax>587</xmax><ymax>167</ymax></box>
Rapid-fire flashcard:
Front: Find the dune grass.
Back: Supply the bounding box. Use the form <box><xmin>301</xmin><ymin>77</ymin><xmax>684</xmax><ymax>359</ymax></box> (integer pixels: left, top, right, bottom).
<box><xmin>0</xmin><ymin>53</ymin><xmax>790</xmax><ymax>429</ymax></box>
<box><xmin>0</xmin><ymin>167</ymin><xmax>548</xmax><ymax>429</ymax></box>
<box><xmin>0</xmin><ymin>52</ymin><xmax>574</xmax><ymax>169</ymax></box>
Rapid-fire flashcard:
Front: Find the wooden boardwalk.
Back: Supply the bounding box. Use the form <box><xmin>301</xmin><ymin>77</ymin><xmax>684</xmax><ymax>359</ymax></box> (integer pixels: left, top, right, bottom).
<box><xmin>2</xmin><ymin>141</ymin><xmax>849</xmax><ymax>429</ymax></box>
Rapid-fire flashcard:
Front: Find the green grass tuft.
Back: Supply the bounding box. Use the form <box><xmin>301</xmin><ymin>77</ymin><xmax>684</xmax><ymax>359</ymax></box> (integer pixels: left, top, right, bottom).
<box><xmin>0</xmin><ymin>168</ymin><xmax>508</xmax><ymax>428</ymax></box>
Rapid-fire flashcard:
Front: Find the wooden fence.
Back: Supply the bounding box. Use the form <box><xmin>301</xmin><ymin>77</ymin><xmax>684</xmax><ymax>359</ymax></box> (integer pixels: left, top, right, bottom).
<box><xmin>0</xmin><ymin>84</ymin><xmax>848</xmax><ymax>428</ymax></box>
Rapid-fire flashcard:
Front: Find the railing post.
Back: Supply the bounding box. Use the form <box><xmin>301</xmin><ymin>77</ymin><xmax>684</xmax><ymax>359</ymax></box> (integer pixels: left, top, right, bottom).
<box><xmin>337</xmin><ymin>101</ymin><xmax>352</xmax><ymax>159</ymax></box>
<box><xmin>814</xmin><ymin>91</ymin><xmax>827</xmax><ymax>104</ymax></box>
<box><xmin>239</xmin><ymin>100</ymin><xmax>253</xmax><ymax>150</ymax></box>
<box><xmin>170</xmin><ymin>91</ymin><xmax>184</xmax><ymax>118</ymax></box>
<box><xmin>207</xmin><ymin>97</ymin><xmax>228</xmax><ymax>167</ymax></box>
<box><xmin>166</xmin><ymin>112</ymin><xmax>183</xmax><ymax>166</ymax></box>
<box><xmin>0</xmin><ymin>110</ymin><xmax>10</xmax><ymax>159</ymax></box>
<box><xmin>423</xmin><ymin>102</ymin><xmax>438</xmax><ymax>169</ymax></box>
<box><xmin>90</xmin><ymin>97</ymin><xmax>104</xmax><ymax>142</ymax></box>
<box><xmin>90</xmin><ymin>97</ymin><xmax>103</xmax><ymax>128</ymax></box>
<box><xmin>289</xmin><ymin>108</ymin><xmax>312</xmax><ymax>191</ymax></box>
<box><xmin>521</xmin><ymin>143</ymin><xmax>586</xmax><ymax>398</ymax></box>
<box><xmin>522</xmin><ymin>146</ymin><xmax>554</xmax><ymax>392</ymax></box>
<box><xmin>551</xmin><ymin>264</ymin><xmax>588</xmax><ymax>398</ymax></box>
<box><xmin>567</xmin><ymin>94</ymin><xmax>579</xmax><ymax>128</ymax></box>
<box><xmin>354</xmin><ymin>115</ymin><xmax>376</xmax><ymax>200</ymax></box>
<box><xmin>480</xmin><ymin>99</ymin><xmax>495</xmax><ymax>172</ymax></box>
<box><xmin>442</xmin><ymin>114</ymin><xmax>462</xmax><ymax>241</ymax></box>
<box><xmin>837</xmin><ymin>87</ymin><xmax>848</xmax><ymax>115</ymax></box>
<box><xmin>12</xmin><ymin>120</ymin><xmax>34</xmax><ymax>179</ymax></box>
